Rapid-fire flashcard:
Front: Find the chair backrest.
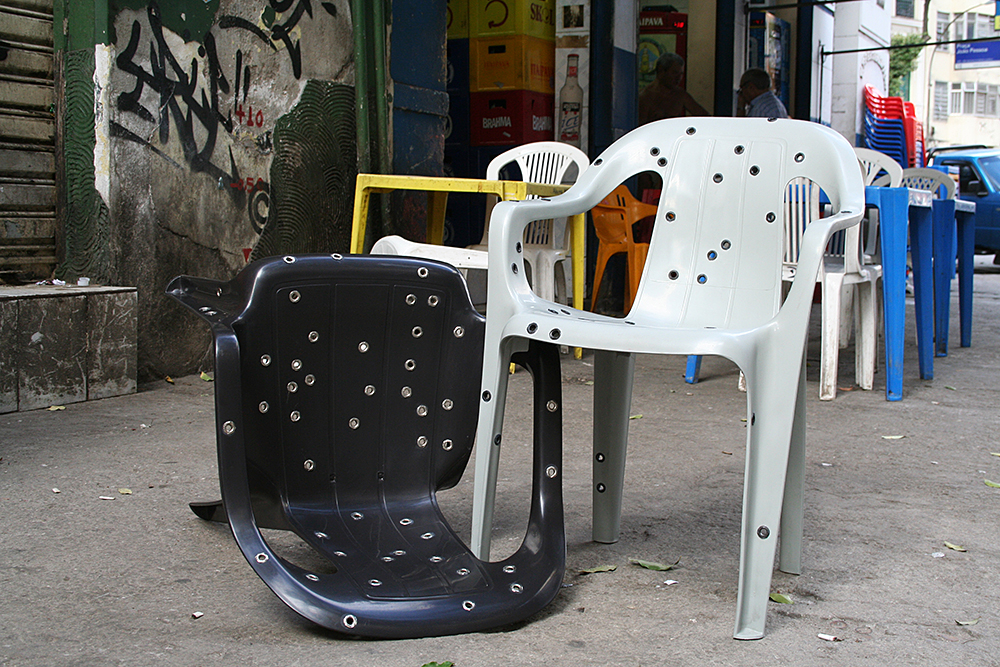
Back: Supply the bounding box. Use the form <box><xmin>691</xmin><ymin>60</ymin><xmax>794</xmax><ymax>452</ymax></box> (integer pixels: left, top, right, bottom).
<box><xmin>855</xmin><ymin>147</ymin><xmax>903</xmax><ymax>186</ymax></box>
<box><xmin>590</xmin><ymin>184</ymin><xmax>657</xmax><ymax>246</ymax></box>
<box><xmin>520</xmin><ymin>118</ymin><xmax>863</xmax><ymax>331</ymax></box>
<box><xmin>892</xmin><ymin>167</ymin><xmax>956</xmax><ymax>199</ymax></box>
<box><xmin>480</xmin><ymin>142</ymin><xmax>590</xmax><ymax>248</ymax></box>
<box><xmin>782</xmin><ymin>177</ymin><xmax>822</xmax><ymax>266</ymax></box>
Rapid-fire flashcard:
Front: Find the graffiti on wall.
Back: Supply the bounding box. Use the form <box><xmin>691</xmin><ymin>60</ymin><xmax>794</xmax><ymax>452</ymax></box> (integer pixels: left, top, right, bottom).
<box><xmin>218</xmin><ymin>0</ymin><xmax>340</xmax><ymax>80</ymax></box>
<box><xmin>109</xmin><ymin>0</ymin><xmax>345</xmax><ymax>236</ymax></box>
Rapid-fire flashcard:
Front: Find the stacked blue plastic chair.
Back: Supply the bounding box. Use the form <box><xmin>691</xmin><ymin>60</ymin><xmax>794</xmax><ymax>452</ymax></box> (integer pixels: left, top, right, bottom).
<box><xmin>863</xmin><ymin>113</ymin><xmax>907</xmax><ymax>167</ymax></box>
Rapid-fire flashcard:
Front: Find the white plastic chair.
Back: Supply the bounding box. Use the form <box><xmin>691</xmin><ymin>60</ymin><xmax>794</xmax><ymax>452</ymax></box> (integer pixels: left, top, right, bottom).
<box><xmin>469</xmin><ymin>118</ymin><xmax>864</xmax><ymax>639</ymax></box>
<box><xmin>688</xmin><ymin>149</ymin><xmax>898</xmax><ymax>397</ymax></box>
<box><xmin>470</xmin><ymin>142</ymin><xmax>590</xmax><ymax>303</ymax></box>
<box><xmin>782</xmin><ymin>176</ymin><xmax>880</xmax><ymax>401</ymax></box>
<box><xmin>855</xmin><ymin>147</ymin><xmax>903</xmax><ymax>188</ymax></box>
<box><xmin>370</xmin><ymin>235</ymin><xmax>488</xmax><ymax>272</ymax></box>
<box><xmin>370</xmin><ymin>143</ymin><xmax>589</xmax><ymax>304</ymax></box>
<box><xmin>854</xmin><ymin>147</ymin><xmax>903</xmax><ymax>264</ymax></box>
<box><xmin>780</xmin><ymin>148</ymin><xmax>901</xmax><ymax>401</ymax></box>
<box><xmin>883</xmin><ymin>166</ymin><xmax>955</xmax><ymax>198</ymax></box>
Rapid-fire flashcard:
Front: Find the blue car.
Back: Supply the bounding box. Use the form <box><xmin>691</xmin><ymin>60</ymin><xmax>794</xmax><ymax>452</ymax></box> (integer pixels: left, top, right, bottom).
<box><xmin>929</xmin><ymin>147</ymin><xmax>1000</xmax><ymax>262</ymax></box>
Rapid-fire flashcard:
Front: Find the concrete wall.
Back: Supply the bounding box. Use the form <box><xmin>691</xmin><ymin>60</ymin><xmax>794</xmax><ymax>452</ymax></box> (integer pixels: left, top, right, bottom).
<box><xmin>809</xmin><ymin>5</ymin><xmax>835</xmax><ymax>124</ymax></box>
<box><xmin>59</xmin><ymin>0</ymin><xmax>356</xmax><ymax>379</ymax></box>
<box><xmin>830</xmin><ymin>0</ymin><xmax>891</xmax><ymax>145</ymax></box>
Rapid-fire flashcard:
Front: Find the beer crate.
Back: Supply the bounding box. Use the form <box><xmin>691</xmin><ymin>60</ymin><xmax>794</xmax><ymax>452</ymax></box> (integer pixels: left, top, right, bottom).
<box><xmin>470</xmin><ymin>34</ymin><xmax>555</xmax><ymax>94</ymax></box>
<box><xmin>470</xmin><ymin>0</ymin><xmax>556</xmax><ymax>41</ymax></box>
<box><xmin>447</xmin><ymin>0</ymin><xmax>469</xmax><ymax>39</ymax></box>
<box><xmin>470</xmin><ymin>90</ymin><xmax>554</xmax><ymax>146</ymax></box>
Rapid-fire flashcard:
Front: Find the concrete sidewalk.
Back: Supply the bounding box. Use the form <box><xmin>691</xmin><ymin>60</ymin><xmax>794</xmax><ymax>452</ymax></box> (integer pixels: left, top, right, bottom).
<box><xmin>2</xmin><ymin>261</ymin><xmax>999</xmax><ymax>667</ymax></box>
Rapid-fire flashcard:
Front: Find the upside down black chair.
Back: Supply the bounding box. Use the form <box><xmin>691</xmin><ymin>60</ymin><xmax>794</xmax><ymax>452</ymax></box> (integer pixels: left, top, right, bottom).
<box><xmin>165</xmin><ymin>254</ymin><xmax>565</xmax><ymax>638</ymax></box>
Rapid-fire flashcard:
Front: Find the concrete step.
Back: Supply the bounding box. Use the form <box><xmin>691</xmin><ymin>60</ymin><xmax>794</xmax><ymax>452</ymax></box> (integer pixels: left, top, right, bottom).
<box><xmin>0</xmin><ymin>284</ymin><xmax>137</xmax><ymax>412</ymax></box>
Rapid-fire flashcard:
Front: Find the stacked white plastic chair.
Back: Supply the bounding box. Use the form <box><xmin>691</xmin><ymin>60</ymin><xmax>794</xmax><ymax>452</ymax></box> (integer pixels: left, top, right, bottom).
<box><xmin>883</xmin><ymin>166</ymin><xmax>955</xmax><ymax>198</ymax></box>
<box><xmin>856</xmin><ymin>146</ymin><xmax>904</xmax><ymax>188</ymax></box>
<box><xmin>469</xmin><ymin>117</ymin><xmax>864</xmax><ymax>639</ymax></box>
<box><xmin>781</xmin><ymin>148</ymin><xmax>898</xmax><ymax>401</ymax></box>
<box><xmin>470</xmin><ymin>142</ymin><xmax>590</xmax><ymax>303</ymax></box>
<box><xmin>372</xmin><ymin>142</ymin><xmax>589</xmax><ymax>304</ymax></box>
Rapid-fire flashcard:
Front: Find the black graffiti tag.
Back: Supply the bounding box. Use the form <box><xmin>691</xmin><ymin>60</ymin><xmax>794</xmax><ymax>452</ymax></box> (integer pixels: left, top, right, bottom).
<box><xmin>219</xmin><ymin>0</ymin><xmax>338</xmax><ymax>80</ymax></box>
<box><xmin>111</xmin><ymin>0</ymin><xmax>343</xmax><ymax>232</ymax></box>
<box><xmin>115</xmin><ymin>2</ymin><xmax>239</xmax><ymax>187</ymax></box>
<box><xmin>113</xmin><ymin>1</ymin><xmax>277</xmax><ymax>231</ymax></box>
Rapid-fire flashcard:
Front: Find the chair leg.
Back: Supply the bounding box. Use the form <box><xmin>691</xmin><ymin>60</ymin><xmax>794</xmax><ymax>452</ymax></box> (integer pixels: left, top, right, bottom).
<box><xmin>838</xmin><ymin>284</ymin><xmax>853</xmax><ymax>349</ymax></box>
<box><xmin>779</xmin><ymin>353</ymin><xmax>807</xmax><ymax>575</ymax></box>
<box><xmin>855</xmin><ymin>279</ymin><xmax>878</xmax><ymax>391</ymax></box>
<box><xmin>820</xmin><ymin>274</ymin><xmax>845</xmax><ymax>400</ymax></box>
<box><xmin>590</xmin><ymin>247</ymin><xmax>614</xmax><ymax>312</ymax></box>
<box><xmin>471</xmin><ymin>336</ymin><xmax>526</xmax><ymax>560</ymax></box>
<box><xmin>592</xmin><ymin>350</ymin><xmax>636</xmax><ymax>544</ymax></box>
<box><xmin>532</xmin><ymin>255</ymin><xmax>557</xmax><ymax>303</ymax></box>
<box><xmin>684</xmin><ymin>355</ymin><xmax>702</xmax><ymax>384</ymax></box>
<box><xmin>957</xmin><ymin>210</ymin><xmax>974</xmax><ymax>348</ymax></box>
<box><xmin>554</xmin><ymin>260</ymin><xmax>571</xmax><ymax>306</ymax></box>
<box><xmin>734</xmin><ymin>352</ymin><xmax>803</xmax><ymax>640</ymax></box>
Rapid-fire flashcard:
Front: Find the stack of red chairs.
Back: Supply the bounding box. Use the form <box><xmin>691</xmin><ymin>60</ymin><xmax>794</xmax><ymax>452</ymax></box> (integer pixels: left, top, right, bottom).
<box><xmin>863</xmin><ymin>86</ymin><xmax>925</xmax><ymax>168</ymax></box>
<box><xmin>903</xmin><ymin>101</ymin><xmax>925</xmax><ymax>167</ymax></box>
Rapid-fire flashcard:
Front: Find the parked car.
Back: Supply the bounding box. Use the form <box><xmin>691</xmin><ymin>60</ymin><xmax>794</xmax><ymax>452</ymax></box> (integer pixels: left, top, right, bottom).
<box><xmin>928</xmin><ymin>147</ymin><xmax>1000</xmax><ymax>262</ymax></box>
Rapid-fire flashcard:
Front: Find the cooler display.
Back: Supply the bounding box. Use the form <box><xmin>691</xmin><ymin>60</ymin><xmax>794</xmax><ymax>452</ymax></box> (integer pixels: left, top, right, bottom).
<box><xmin>637</xmin><ymin>10</ymin><xmax>688</xmax><ymax>91</ymax></box>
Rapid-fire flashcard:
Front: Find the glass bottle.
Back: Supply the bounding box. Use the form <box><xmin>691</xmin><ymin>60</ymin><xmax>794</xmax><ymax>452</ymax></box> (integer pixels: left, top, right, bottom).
<box><xmin>558</xmin><ymin>54</ymin><xmax>583</xmax><ymax>147</ymax></box>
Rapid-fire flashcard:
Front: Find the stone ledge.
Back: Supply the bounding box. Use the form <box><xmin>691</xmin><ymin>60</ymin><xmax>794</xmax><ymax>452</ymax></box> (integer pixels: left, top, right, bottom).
<box><xmin>0</xmin><ymin>285</ymin><xmax>137</xmax><ymax>300</ymax></box>
<box><xmin>1</xmin><ymin>285</ymin><xmax>138</xmax><ymax>413</ymax></box>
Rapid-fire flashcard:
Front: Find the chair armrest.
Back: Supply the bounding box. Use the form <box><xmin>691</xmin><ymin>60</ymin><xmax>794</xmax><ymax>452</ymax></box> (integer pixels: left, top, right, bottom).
<box><xmin>485</xmin><ymin>195</ymin><xmax>592</xmax><ymax>307</ymax></box>
<box><xmin>779</xmin><ymin>207</ymin><xmax>863</xmax><ymax>322</ymax></box>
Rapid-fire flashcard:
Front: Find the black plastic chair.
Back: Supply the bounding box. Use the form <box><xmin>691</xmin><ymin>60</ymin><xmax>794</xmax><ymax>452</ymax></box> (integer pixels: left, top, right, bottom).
<box><xmin>166</xmin><ymin>254</ymin><xmax>565</xmax><ymax>638</ymax></box>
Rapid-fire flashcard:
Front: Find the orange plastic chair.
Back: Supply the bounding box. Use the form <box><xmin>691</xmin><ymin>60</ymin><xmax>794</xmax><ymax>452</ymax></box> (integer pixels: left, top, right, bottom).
<box><xmin>590</xmin><ymin>185</ymin><xmax>658</xmax><ymax>312</ymax></box>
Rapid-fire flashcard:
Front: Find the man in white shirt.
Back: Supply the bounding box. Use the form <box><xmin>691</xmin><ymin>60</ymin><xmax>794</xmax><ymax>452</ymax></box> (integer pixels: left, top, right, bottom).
<box><xmin>736</xmin><ymin>68</ymin><xmax>789</xmax><ymax>119</ymax></box>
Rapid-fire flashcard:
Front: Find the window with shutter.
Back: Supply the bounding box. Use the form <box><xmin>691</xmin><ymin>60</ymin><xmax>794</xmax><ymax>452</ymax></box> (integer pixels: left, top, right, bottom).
<box><xmin>934</xmin><ymin>81</ymin><xmax>949</xmax><ymax>121</ymax></box>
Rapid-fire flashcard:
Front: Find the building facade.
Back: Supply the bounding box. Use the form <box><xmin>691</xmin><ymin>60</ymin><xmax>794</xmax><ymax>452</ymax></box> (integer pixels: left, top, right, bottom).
<box><xmin>892</xmin><ymin>0</ymin><xmax>1000</xmax><ymax>149</ymax></box>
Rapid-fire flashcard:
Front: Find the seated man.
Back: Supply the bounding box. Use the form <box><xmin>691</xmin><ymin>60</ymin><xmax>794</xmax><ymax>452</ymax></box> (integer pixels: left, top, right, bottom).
<box><xmin>638</xmin><ymin>53</ymin><xmax>710</xmax><ymax>124</ymax></box>
<box><xmin>737</xmin><ymin>68</ymin><xmax>789</xmax><ymax>119</ymax></box>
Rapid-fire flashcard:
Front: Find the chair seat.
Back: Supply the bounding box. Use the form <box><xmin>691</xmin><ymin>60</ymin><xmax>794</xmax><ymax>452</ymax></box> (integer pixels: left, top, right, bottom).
<box><xmin>167</xmin><ymin>254</ymin><xmax>566</xmax><ymax>638</ymax></box>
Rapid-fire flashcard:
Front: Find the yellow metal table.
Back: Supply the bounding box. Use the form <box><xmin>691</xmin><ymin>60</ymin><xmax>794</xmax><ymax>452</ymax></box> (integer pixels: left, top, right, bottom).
<box><xmin>351</xmin><ymin>173</ymin><xmax>586</xmax><ymax>314</ymax></box>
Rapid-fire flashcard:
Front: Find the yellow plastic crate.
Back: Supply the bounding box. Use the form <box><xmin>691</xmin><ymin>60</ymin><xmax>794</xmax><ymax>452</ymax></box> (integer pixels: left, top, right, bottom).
<box><xmin>470</xmin><ymin>0</ymin><xmax>556</xmax><ymax>41</ymax></box>
<box><xmin>470</xmin><ymin>34</ymin><xmax>555</xmax><ymax>94</ymax></box>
